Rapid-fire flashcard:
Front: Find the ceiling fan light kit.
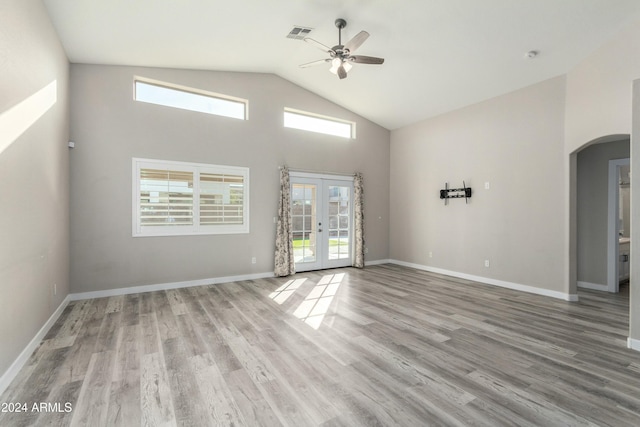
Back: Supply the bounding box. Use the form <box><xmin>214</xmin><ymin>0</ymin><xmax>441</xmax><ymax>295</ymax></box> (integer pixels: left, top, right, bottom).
<box><xmin>330</xmin><ymin>58</ymin><xmax>352</xmax><ymax>75</ymax></box>
<box><xmin>300</xmin><ymin>18</ymin><xmax>385</xmax><ymax>79</ymax></box>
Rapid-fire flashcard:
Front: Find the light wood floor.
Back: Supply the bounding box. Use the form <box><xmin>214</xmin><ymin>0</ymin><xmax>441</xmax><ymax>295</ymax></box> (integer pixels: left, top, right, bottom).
<box><xmin>2</xmin><ymin>264</ymin><xmax>640</xmax><ymax>426</ymax></box>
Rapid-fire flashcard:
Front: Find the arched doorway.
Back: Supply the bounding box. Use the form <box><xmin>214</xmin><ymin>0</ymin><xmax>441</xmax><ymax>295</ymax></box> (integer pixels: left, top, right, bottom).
<box><xmin>569</xmin><ymin>134</ymin><xmax>631</xmax><ymax>337</ymax></box>
<box><xmin>573</xmin><ymin>136</ymin><xmax>630</xmax><ymax>293</ymax></box>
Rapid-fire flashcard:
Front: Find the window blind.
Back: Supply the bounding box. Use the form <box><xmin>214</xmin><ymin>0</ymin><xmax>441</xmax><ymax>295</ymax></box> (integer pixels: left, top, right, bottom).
<box><xmin>140</xmin><ymin>168</ymin><xmax>194</xmax><ymax>226</ymax></box>
<box><xmin>200</xmin><ymin>172</ymin><xmax>245</xmax><ymax>225</ymax></box>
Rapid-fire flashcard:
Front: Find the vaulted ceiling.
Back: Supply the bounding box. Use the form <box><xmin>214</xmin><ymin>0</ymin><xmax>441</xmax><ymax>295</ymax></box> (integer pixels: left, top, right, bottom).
<box><xmin>43</xmin><ymin>0</ymin><xmax>640</xmax><ymax>130</ymax></box>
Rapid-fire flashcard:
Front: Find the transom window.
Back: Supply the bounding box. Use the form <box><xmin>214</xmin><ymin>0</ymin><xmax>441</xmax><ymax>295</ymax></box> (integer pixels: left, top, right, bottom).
<box><xmin>284</xmin><ymin>108</ymin><xmax>355</xmax><ymax>139</ymax></box>
<box><xmin>134</xmin><ymin>77</ymin><xmax>247</xmax><ymax>120</ymax></box>
<box><xmin>132</xmin><ymin>158</ymin><xmax>249</xmax><ymax>237</ymax></box>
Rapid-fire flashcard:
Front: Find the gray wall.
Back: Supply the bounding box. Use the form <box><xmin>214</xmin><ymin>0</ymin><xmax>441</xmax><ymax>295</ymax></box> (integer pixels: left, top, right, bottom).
<box><xmin>0</xmin><ymin>0</ymin><xmax>69</xmax><ymax>377</ymax></box>
<box><xmin>576</xmin><ymin>139</ymin><xmax>630</xmax><ymax>286</ymax></box>
<box><xmin>69</xmin><ymin>64</ymin><xmax>390</xmax><ymax>293</ymax></box>
<box><xmin>390</xmin><ymin>76</ymin><xmax>567</xmax><ymax>293</ymax></box>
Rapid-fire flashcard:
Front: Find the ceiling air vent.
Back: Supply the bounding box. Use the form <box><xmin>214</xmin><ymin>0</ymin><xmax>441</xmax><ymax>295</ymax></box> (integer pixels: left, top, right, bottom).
<box><xmin>287</xmin><ymin>26</ymin><xmax>313</xmax><ymax>40</ymax></box>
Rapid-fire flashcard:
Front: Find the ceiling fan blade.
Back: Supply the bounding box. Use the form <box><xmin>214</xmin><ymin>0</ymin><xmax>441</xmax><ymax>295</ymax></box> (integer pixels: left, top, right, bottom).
<box><xmin>299</xmin><ymin>58</ymin><xmax>330</xmax><ymax>68</ymax></box>
<box><xmin>350</xmin><ymin>55</ymin><xmax>385</xmax><ymax>65</ymax></box>
<box><xmin>337</xmin><ymin>64</ymin><xmax>348</xmax><ymax>79</ymax></box>
<box><xmin>343</xmin><ymin>30</ymin><xmax>369</xmax><ymax>53</ymax></box>
<box><xmin>304</xmin><ymin>37</ymin><xmax>335</xmax><ymax>55</ymax></box>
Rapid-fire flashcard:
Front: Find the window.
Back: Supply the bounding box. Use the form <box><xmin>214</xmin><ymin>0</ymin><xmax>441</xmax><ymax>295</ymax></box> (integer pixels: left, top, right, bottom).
<box><xmin>134</xmin><ymin>77</ymin><xmax>247</xmax><ymax>120</ymax></box>
<box><xmin>284</xmin><ymin>108</ymin><xmax>355</xmax><ymax>139</ymax></box>
<box><xmin>133</xmin><ymin>158</ymin><xmax>249</xmax><ymax>236</ymax></box>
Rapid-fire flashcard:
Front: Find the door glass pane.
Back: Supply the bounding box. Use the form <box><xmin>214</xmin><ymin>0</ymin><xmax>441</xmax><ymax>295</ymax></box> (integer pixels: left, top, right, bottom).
<box><xmin>292</xmin><ymin>184</ymin><xmax>317</xmax><ymax>263</ymax></box>
<box><xmin>292</xmin><ymin>216</ymin><xmax>303</xmax><ymax>231</ymax></box>
<box><xmin>327</xmin><ymin>185</ymin><xmax>350</xmax><ymax>260</ymax></box>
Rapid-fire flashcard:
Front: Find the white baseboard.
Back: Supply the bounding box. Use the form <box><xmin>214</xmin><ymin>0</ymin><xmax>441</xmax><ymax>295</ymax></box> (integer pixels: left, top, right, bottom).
<box><xmin>69</xmin><ymin>271</ymin><xmax>276</xmax><ymax>301</ymax></box>
<box><xmin>629</xmin><ymin>337</ymin><xmax>640</xmax><ymax>352</ymax></box>
<box><xmin>0</xmin><ymin>295</ymin><xmax>71</xmax><ymax>397</ymax></box>
<box><xmin>69</xmin><ymin>262</ymin><xmax>406</xmax><ymax>302</ymax></box>
<box><xmin>364</xmin><ymin>258</ymin><xmax>392</xmax><ymax>266</ymax></box>
<box><xmin>388</xmin><ymin>259</ymin><xmax>579</xmax><ymax>302</ymax></box>
<box><xmin>577</xmin><ymin>281</ymin><xmax>609</xmax><ymax>292</ymax></box>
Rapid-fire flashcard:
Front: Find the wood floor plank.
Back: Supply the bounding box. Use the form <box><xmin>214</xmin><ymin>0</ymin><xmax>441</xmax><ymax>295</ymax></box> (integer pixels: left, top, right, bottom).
<box><xmin>121</xmin><ymin>294</ymin><xmax>141</xmax><ymax>327</ymax></box>
<box><xmin>0</xmin><ymin>347</ymin><xmax>71</xmax><ymax>426</ymax></box>
<box><xmin>465</xmin><ymin>369</ymin><xmax>595</xmax><ymax>426</ymax></box>
<box><xmin>224</xmin><ymin>368</ymin><xmax>281</xmax><ymax>427</ymax></box>
<box><xmin>165</xmin><ymin>289</ymin><xmax>188</xmax><ymax>317</ymax></box>
<box><xmin>2</xmin><ymin>264</ymin><xmax>640</xmax><ymax>426</ymax></box>
<box><xmin>36</xmin><ymin>379</ymin><xmax>82</xmax><ymax>427</ymax></box>
<box><xmin>162</xmin><ymin>337</ymin><xmax>212</xmax><ymax>426</ymax></box>
<box><xmin>140</xmin><ymin>352</ymin><xmax>177</xmax><ymax>427</ymax></box>
<box><xmin>105</xmin><ymin>295</ymin><xmax>124</xmax><ymax>314</ymax></box>
<box><xmin>69</xmin><ymin>351</ymin><xmax>116</xmax><ymax>427</ymax></box>
<box><xmin>152</xmin><ymin>292</ymin><xmax>180</xmax><ymax>342</ymax></box>
<box><xmin>189</xmin><ymin>353</ymin><xmax>246</xmax><ymax>426</ymax></box>
<box><xmin>107</xmin><ymin>324</ymin><xmax>142</xmax><ymax>426</ymax></box>
<box><xmin>54</xmin><ymin>297</ymin><xmax>110</xmax><ymax>384</ymax></box>
<box><xmin>42</xmin><ymin>300</ymin><xmax>93</xmax><ymax>351</ymax></box>
<box><xmin>140</xmin><ymin>312</ymin><xmax>162</xmax><ymax>356</ymax></box>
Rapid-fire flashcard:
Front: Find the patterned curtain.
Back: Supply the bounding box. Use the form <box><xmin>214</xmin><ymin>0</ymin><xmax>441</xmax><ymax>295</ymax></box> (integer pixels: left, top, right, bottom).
<box><xmin>353</xmin><ymin>172</ymin><xmax>365</xmax><ymax>268</ymax></box>
<box><xmin>274</xmin><ymin>166</ymin><xmax>295</xmax><ymax>276</ymax></box>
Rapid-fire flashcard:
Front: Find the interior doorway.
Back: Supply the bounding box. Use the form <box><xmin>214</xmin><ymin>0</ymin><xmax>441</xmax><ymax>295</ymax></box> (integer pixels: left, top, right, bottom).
<box><xmin>574</xmin><ymin>136</ymin><xmax>630</xmax><ymax>294</ymax></box>
<box><xmin>290</xmin><ymin>173</ymin><xmax>354</xmax><ymax>272</ymax></box>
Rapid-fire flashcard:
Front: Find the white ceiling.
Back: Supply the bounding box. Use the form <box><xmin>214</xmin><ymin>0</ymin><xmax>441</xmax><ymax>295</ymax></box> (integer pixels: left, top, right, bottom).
<box><xmin>43</xmin><ymin>0</ymin><xmax>640</xmax><ymax>130</ymax></box>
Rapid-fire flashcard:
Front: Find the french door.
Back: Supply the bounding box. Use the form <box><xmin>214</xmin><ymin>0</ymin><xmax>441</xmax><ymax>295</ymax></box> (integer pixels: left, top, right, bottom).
<box><xmin>290</xmin><ymin>175</ymin><xmax>354</xmax><ymax>272</ymax></box>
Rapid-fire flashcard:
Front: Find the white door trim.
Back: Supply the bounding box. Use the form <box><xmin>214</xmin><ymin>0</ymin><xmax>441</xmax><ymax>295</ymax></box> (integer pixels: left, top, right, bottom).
<box><xmin>289</xmin><ymin>171</ymin><xmax>354</xmax><ymax>181</ymax></box>
<box><xmin>607</xmin><ymin>157</ymin><xmax>630</xmax><ymax>293</ymax></box>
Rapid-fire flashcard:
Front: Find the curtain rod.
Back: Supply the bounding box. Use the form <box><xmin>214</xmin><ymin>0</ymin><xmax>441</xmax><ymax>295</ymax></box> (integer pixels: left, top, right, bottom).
<box><xmin>278</xmin><ymin>165</ymin><xmax>355</xmax><ymax>176</ymax></box>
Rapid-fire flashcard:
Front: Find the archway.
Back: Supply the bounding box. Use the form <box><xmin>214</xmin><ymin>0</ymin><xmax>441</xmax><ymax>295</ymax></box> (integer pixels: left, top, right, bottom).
<box><xmin>569</xmin><ymin>133</ymin><xmax>631</xmax><ymax>340</ymax></box>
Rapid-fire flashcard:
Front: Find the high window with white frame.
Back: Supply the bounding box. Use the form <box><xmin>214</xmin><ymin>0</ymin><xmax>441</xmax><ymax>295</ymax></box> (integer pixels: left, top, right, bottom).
<box><xmin>284</xmin><ymin>108</ymin><xmax>355</xmax><ymax>139</ymax></box>
<box><xmin>134</xmin><ymin>77</ymin><xmax>248</xmax><ymax>120</ymax></box>
<box><xmin>132</xmin><ymin>158</ymin><xmax>249</xmax><ymax>237</ymax></box>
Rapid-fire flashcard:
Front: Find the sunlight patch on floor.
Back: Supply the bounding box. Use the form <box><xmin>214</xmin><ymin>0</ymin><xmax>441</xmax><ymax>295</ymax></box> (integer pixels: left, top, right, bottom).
<box><xmin>269</xmin><ymin>278</ymin><xmax>307</xmax><ymax>304</ymax></box>
<box><xmin>293</xmin><ymin>273</ymin><xmax>344</xmax><ymax>329</ymax></box>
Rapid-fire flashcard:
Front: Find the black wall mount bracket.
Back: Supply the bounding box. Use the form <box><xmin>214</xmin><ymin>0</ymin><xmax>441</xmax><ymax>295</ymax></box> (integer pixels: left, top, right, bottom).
<box><xmin>439</xmin><ymin>181</ymin><xmax>472</xmax><ymax>205</ymax></box>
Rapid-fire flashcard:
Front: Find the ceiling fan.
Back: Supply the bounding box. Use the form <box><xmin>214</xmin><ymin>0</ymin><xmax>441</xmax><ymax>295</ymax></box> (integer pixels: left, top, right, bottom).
<box><xmin>300</xmin><ymin>18</ymin><xmax>385</xmax><ymax>79</ymax></box>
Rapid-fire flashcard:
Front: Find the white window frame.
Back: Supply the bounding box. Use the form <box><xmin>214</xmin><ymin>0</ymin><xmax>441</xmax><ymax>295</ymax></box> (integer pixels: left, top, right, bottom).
<box><xmin>134</xmin><ymin>76</ymin><xmax>248</xmax><ymax>120</ymax></box>
<box><xmin>132</xmin><ymin>158</ymin><xmax>249</xmax><ymax>237</ymax></box>
<box><xmin>284</xmin><ymin>107</ymin><xmax>356</xmax><ymax>139</ymax></box>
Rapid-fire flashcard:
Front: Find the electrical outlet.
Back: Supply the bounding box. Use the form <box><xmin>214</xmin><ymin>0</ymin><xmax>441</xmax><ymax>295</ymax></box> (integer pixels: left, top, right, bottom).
<box><xmin>251</xmin><ymin>257</ymin><xmax>257</xmax><ymax>264</ymax></box>
<box><xmin>484</xmin><ymin>260</ymin><xmax>490</xmax><ymax>268</ymax></box>
<box><xmin>484</xmin><ymin>182</ymin><xmax>490</xmax><ymax>190</ymax></box>
<box><xmin>429</xmin><ymin>251</ymin><xmax>433</xmax><ymax>258</ymax></box>
<box><xmin>364</xmin><ymin>247</ymin><xmax>369</xmax><ymax>254</ymax></box>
